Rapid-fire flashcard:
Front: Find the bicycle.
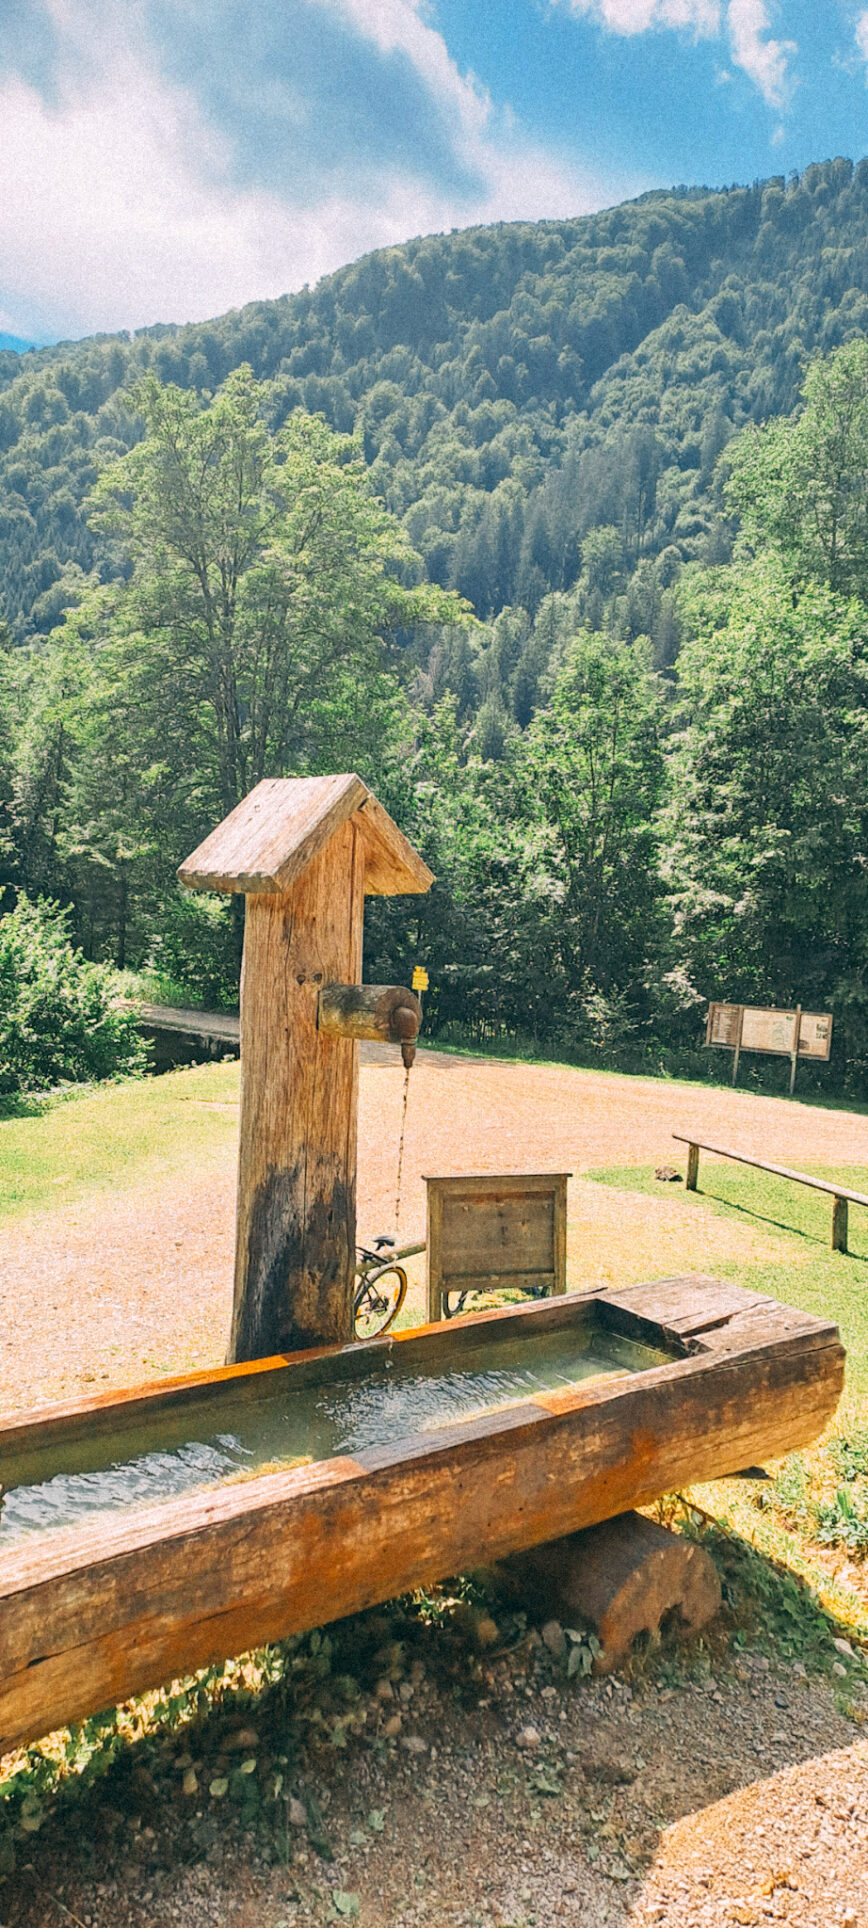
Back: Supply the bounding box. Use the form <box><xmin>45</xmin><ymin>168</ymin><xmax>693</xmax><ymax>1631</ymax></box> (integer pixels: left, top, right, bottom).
<box><xmin>353</xmin><ymin>1236</ymin><xmax>410</xmax><ymax>1340</ymax></box>
<box><xmin>442</xmin><ymin>1280</ymin><xmax>551</xmax><ymax>1320</ymax></box>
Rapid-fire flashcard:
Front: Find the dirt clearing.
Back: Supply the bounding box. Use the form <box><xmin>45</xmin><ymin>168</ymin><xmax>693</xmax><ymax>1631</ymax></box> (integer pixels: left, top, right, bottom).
<box><xmin>3</xmin><ymin>1048</ymin><xmax>866</xmax><ymax>1412</ymax></box>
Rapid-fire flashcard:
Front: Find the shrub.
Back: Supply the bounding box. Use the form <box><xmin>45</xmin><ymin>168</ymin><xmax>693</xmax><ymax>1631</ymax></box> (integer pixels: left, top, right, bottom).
<box><xmin>145</xmin><ymin>889</ymin><xmax>239</xmax><ymax>1010</ymax></box>
<box><xmin>0</xmin><ymin>895</ymin><xmax>147</xmax><ymax>1094</ymax></box>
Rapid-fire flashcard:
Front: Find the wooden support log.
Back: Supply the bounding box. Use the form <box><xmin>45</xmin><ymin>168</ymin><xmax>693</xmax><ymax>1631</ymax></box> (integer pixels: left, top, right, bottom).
<box><xmin>832</xmin><ymin>1194</ymin><xmax>849</xmax><ymax>1254</ymax></box>
<box><xmin>318</xmin><ymin>984</ymin><xmax>421</xmax><ymax>1060</ymax></box>
<box><xmin>228</xmin><ymin>821</ymin><xmax>363</xmax><ymax>1363</ymax></box>
<box><xmin>685</xmin><ymin>1142</ymin><xmax>700</xmax><ymax>1191</ymax></box>
<box><xmin>498</xmin><ymin>1510</ymin><xmax>722</xmax><ymax>1670</ymax></box>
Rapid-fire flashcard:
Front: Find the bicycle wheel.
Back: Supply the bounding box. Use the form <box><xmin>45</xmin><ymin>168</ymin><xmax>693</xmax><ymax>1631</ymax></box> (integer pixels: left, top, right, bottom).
<box><xmin>442</xmin><ymin>1289</ymin><xmax>471</xmax><ymax>1320</ymax></box>
<box><xmin>353</xmin><ymin>1264</ymin><xmax>408</xmax><ymax>1340</ymax></box>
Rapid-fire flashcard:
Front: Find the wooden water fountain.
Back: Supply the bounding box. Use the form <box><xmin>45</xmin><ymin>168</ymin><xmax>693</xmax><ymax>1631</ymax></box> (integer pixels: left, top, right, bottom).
<box><xmin>0</xmin><ymin>778</ymin><xmax>845</xmax><ymax>1754</ymax></box>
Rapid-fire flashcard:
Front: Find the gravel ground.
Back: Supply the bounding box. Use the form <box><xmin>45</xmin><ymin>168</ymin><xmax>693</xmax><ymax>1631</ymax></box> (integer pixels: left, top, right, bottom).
<box><xmin>0</xmin><ymin>1603</ymin><xmax>866</xmax><ymax>1928</ymax></box>
<box><xmin>3</xmin><ymin>1046</ymin><xmax>866</xmax><ymax>1414</ymax></box>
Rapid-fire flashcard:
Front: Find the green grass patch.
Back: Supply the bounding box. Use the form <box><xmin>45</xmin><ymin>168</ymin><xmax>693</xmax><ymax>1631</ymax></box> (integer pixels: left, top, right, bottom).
<box><xmin>590</xmin><ymin>1160</ymin><xmax>868</xmax><ymax>1395</ymax></box>
<box><xmin>0</xmin><ymin>1060</ymin><xmax>240</xmax><ymax>1219</ymax></box>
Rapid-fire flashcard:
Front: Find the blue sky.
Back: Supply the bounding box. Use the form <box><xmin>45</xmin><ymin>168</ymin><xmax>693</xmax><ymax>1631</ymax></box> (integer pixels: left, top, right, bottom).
<box><xmin>1</xmin><ymin>0</ymin><xmax>866</xmax><ymax>345</ymax></box>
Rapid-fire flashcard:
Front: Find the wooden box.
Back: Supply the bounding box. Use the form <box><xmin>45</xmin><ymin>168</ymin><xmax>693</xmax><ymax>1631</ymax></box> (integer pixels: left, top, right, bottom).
<box><xmin>425</xmin><ymin>1171</ymin><xmax>569</xmax><ymax>1322</ymax></box>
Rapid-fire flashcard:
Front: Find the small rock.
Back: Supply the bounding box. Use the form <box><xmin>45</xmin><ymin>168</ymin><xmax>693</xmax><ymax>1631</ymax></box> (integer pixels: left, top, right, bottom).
<box><xmin>832</xmin><ymin>1661</ymin><xmax>848</xmax><ymax>1679</ymax></box>
<box><xmin>833</xmin><ymin>1637</ymin><xmax>855</xmax><ymax>1659</ymax></box>
<box><xmin>474</xmin><ymin>1615</ymin><xmax>500</xmax><ymax>1649</ymax></box>
<box><xmin>288</xmin><ymin>1797</ymin><xmax>307</xmax><ymax>1828</ymax></box>
<box><xmin>382</xmin><ymin>1713</ymin><xmax>403</xmax><ymax>1738</ymax></box>
<box><xmin>239</xmin><ymin>1757</ymin><xmax>257</xmax><ymax>1776</ymax></box>
<box><xmin>517</xmin><ymin>1726</ymin><xmax>541</xmax><ymax>1750</ymax></box>
<box><xmin>542</xmin><ymin>1620</ymin><xmax>566</xmax><ymax>1660</ymax></box>
<box><xmin>791</xmin><ymin>1661</ymin><xmax>807</xmax><ymax>1679</ymax></box>
<box><xmin>375</xmin><ymin>1678</ymin><xmax>394</xmax><ymax>1701</ymax></box>
<box><xmin>401</xmin><ymin>1735</ymin><xmax>427</xmax><ymax>1754</ymax></box>
<box><xmin>209</xmin><ymin>1778</ymin><xmax>229</xmax><ymax>1800</ymax></box>
<box><xmin>398</xmin><ymin>1681</ymin><xmax>415</xmax><ymax>1702</ymax></box>
<box><xmin>225</xmin><ymin>1726</ymin><xmax>259</xmax><ymax>1752</ymax></box>
<box><xmin>182</xmin><ymin>1768</ymin><xmax>198</xmax><ymax>1797</ymax></box>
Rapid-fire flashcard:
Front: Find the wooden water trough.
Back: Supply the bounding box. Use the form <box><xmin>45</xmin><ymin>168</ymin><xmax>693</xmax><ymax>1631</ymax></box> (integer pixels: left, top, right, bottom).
<box><xmin>0</xmin><ymin>1275</ymin><xmax>843</xmax><ymax>1755</ymax></box>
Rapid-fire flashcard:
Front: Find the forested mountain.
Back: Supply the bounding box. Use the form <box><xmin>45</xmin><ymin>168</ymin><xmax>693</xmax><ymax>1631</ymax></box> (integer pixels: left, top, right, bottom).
<box><xmin>2</xmin><ymin>155</ymin><xmax>868</xmax><ymax>670</ymax></box>
<box><xmin>4</xmin><ymin>157</ymin><xmax>868</xmax><ymax>1094</ymax></box>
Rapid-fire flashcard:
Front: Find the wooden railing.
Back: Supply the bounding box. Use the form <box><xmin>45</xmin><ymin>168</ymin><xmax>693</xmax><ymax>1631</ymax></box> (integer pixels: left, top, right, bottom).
<box><xmin>672</xmin><ymin>1133</ymin><xmax>868</xmax><ymax>1254</ymax></box>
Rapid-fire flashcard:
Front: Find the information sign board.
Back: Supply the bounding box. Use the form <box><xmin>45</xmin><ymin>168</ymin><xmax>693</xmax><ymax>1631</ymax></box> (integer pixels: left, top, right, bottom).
<box><xmin>706</xmin><ymin>1003</ymin><xmax>833</xmax><ymax>1062</ymax></box>
<box><xmin>740</xmin><ymin>1006</ymin><xmax>799</xmax><ymax>1056</ymax></box>
<box><xmin>706</xmin><ymin>1002</ymin><xmax>742</xmax><ymax>1049</ymax></box>
<box><xmin>796</xmin><ymin>1012</ymin><xmax>833</xmax><ymax>1061</ymax></box>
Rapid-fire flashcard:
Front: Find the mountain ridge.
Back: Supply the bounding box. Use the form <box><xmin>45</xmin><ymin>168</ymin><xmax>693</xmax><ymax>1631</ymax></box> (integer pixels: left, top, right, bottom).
<box><xmin>1</xmin><ymin>155</ymin><xmax>867</xmax><ymax>645</ymax></box>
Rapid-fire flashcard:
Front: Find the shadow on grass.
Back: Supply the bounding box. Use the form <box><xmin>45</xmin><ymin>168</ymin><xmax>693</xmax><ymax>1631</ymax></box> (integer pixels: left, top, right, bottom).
<box><xmin>0</xmin><ymin>1093</ymin><xmax>54</xmax><ymax>1122</ymax></box>
<box><xmin>690</xmin><ymin>1186</ymin><xmax>868</xmax><ymax>1263</ymax></box>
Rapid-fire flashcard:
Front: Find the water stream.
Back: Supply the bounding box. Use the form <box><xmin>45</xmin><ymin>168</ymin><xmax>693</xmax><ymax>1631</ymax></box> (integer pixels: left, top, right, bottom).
<box><xmin>0</xmin><ymin>1324</ymin><xmax>673</xmax><ymax>1549</ymax></box>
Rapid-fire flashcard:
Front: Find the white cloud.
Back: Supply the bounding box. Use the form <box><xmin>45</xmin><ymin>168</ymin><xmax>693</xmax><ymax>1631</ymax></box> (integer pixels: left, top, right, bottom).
<box><xmin>726</xmin><ymin>0</ymin><xmax>795</xmax><ymax>107</ymax></box>
<box><xmin>557</xmin><ymin>0</ymin><xmax>720</xmax><ymax>36</ymax></box>
<box><xmin>314</xmin><ymin>0</ymin><xmax>601</xmax><ymax>223</ymax></box>
<box><xmin>0</xmin><ymin>0</ymin><xmax>618</xmax><ymax>340</ymax></box>
<box><xmin>856</xmin><ymin>9</ymin><xmax>868</xmax><ymax>69</ymax></box>
<box><xmin>556</xmin><ymin>0</ymin><xmax>796</xmax><ymax>105</ymax></box>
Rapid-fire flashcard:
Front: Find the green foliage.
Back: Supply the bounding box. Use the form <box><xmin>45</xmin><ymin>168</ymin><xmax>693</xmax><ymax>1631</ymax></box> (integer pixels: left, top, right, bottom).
<box><xmin>815</xmin><ymin>1487</ymin><xmax>868</xmax><ymax>1558</ymax></box>
<box><xmin>0</xmin><ymin>894</ymin><xmax>145</xmax><ymax>1093</ymax></box>
<box><xmin>13</xmin><ymin>370</ymin><xmax>465</xmax><ymax>974</ymax></box>
<box><xmin>2</xmin><ymin>178</ymin><xmax>868</xmax><ymax>1084</ymax></box>
<box><xmin>662</xmin><ymin>556</ymin><xmax>868</xmax><ymax>1073</ymax></box>
<box><xmin>2</xmin><ymin>160</ymin><xmax>868</xmax><ymax>656</ymax></box>
<box><xmin>514</xmin><ymin>630</ymin><xmax>664</xmax><ymax>1033</ymax></box>
<box><xmin>725</xmin><ymin>337</ymin><xmax>868</xmax><ymax>599</ymax></box>
<box><xmin>145</xmin><ymin>889</ymin><xmax>238</xmax><ymax>1010</ymax></box>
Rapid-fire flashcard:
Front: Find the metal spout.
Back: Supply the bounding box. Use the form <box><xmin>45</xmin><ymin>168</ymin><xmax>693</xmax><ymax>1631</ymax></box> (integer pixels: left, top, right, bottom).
<box><xmin>392</xmin><ymin>1003</ymin><xmax>419</xmax><ymax>1069</ymax></box>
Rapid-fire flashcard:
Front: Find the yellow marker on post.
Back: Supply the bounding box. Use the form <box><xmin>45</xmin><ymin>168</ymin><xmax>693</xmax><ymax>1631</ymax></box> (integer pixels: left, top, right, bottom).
<box><xmin>412</xmin><ymin>966</ymin><xmax>429</xmax><ymax>993</ymax></box>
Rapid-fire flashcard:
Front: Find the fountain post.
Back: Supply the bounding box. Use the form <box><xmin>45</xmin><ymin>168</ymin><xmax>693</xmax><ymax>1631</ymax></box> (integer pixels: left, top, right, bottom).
<box><xmin>178</xmin><ymin>775</ymin><xmax>431</xmax><ymax>1361</ymax></box>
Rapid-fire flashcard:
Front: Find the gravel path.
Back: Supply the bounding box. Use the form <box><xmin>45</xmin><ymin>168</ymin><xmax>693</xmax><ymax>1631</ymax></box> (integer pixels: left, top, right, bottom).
<box><xmin>3</xmin><ymin>1048</ymin><xmax>865</xmax><ymax>1413</ymax></box>
<box><xmin>1</xmin><ymin>1607</ymin><xmax>865</xmax><ymax>1928</ymax></box>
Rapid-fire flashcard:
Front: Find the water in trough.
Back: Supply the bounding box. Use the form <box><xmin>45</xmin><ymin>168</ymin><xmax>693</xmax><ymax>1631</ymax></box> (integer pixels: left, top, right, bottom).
<box><xmin>0</xmin><ymin>1322</ymin><xmax>674</xmax><ymax>1548</ymax></box>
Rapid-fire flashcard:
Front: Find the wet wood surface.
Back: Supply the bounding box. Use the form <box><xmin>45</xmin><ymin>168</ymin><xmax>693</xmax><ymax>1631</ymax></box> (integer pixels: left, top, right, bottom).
<box><xmin>0</xmin><ymin>1279</ymin><xmax>843</xmax><ymax>1755</ymax></box>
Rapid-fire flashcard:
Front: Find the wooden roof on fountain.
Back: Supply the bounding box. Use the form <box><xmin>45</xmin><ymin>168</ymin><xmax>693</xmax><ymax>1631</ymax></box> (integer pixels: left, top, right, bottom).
<box><xmin>178</xmin><ymin>774</ymin><xmax>434</xmax><ymax>897</ymax></box>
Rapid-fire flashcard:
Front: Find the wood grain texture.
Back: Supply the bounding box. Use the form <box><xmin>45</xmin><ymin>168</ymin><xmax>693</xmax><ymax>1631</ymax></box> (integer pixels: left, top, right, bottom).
<box><xmin>500</xmin><ymin>1510</ymin><xmax>722</xmax><ymax>1668</ymax></box>
<box><xmin>425</xmin><ymin>1173</ymin><xmax>569</xmax><ymax>1320</ymax></box>
<box><xmin>0</xmin><ymin>1279</ymin><xmax>843</xmax><ymax>1755</ymax></box>
<box><xmin>178</xmin><ymin>774</ymin><xmax>366</xmax><ymax>895</ymax></box>
<box><xmin>177</xmin><ymin>776</ymin><xmax>433</xmax><ymax>898</ymax></box>
<box><xmin>228</xmin><ymin>819</ymin><xmax>364</xmax><ymax>1361</ymax></box>
<box><xmin>354</xmin><ymin>792</ymin><xmax>434</xmax><ymax>896</ymax></box>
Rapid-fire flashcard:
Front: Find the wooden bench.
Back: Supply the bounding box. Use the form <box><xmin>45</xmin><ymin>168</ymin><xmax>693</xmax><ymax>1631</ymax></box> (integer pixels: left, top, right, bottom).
<box><xmin>673</xmin><ymin>1133</ymin><xmax>868</xmax><ymax>1254</ymax></box>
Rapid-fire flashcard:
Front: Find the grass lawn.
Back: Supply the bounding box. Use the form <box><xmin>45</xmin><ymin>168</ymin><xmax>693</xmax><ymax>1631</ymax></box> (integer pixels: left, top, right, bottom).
<box><xmin>590</xmin><ymin>1160</ymin><xmax>868</xmax><ymax>1397</ymax></box>
<box><xmin>0</xmin><ymin>1061</ymin><xmax>240</xmax><ymax>1218</ymax></box>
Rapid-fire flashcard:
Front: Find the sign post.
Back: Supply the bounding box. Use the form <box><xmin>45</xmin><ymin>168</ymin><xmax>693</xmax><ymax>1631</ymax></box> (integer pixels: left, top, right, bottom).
<box><xmin>705</xmin><ymin>1002</ymin><xmax>832</xmax><ymax>1092</ymax></box>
